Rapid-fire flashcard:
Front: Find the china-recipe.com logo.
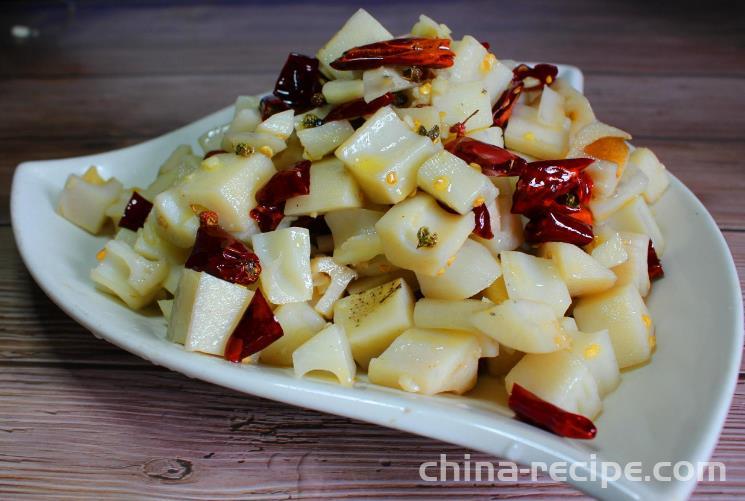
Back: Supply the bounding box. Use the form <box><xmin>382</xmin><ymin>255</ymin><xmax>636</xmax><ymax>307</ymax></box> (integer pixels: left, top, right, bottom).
<box><xmin>418</xmin><ymin>454</ymin><xmax>725</xmax><ymax>488</ymax></box>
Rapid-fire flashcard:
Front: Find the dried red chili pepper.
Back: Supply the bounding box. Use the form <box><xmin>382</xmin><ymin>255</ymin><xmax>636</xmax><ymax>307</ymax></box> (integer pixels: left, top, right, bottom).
<box><xmin>480</xmin><ymin>41</ymin><xmax>491</xmax><ymax>50</ymax></box>
<box><xmin>255</xmin><ymin>160</ymin><xmax>312</xmax><ymax>206</ymax></box>
<box><xmin>648</xmin><ymin>241</ymin><xmax>664</xmax><ymax>280</ymax></box>
<box><xmin>249</xmin><ymin>205</ymin><xmax>285</xmax><ymax>234</ymax></box>
<box><xmin>530</xmin><ymin>180</ymin><xmax>593</xmax><ymax>228</ymax></box>
<box><xmin>448</xmin><ymin>109</ymin><xmax>480</xmax><ymax>139</ymax></box>
<box><xmin>324</xmin><ymin>92</ymin><xmax>395</xmax><ymax>122</ymax></box>
<box><xmin>473</xmin><ymin>203</ymin><xmax>494</xmax><ymax>239</ymax></box>
<box><xmin>511</xmin><ymin>158</ymin><xmax>595</xmax><ymax>245</ymax></box>
<box><xmin>512</xmin><ymin>63</ymin><xmax>559</xmax><ymax>90</ymax></box>
<box><xmin>225</xmin><ymin>290</ymin><xmax>283</xmax><ymax>362</ymax></box>
<box><xmin>435</xmin><ymin>198</ymin><xmax>494</xmax><ymax>240</ymax></box>
<box><xmin>492</xmin><ymin>80</ymin><xmax>524</xmax><ymax>128</ymax></box>
<box><xmin>203</xmin><ymin>149</ymin><xmax>226</xmax><ymax>160</ymax></box>
<box><xmin>509</xmin><ymin>384</ymin><xmax>597</xmax><ymax>439</ymax></box>
<box><xmin>492</xmin><ymin>63</ymin><xmax>558</xmax><ymax>128</ymax></box>
<box><xmin>118</xmin><ymin>192</ymin><xmax>153</xmax><ymax>231</ymax></box>
<box><xmin>273</xmin><ymin>53</ymin><xmax>323</xmax><ymax>112</ymax></box>
<box><xmin>249</xmin><ymin>160</ymin><xmax>312</xmax><ymax>232</ymax></box>
<box><xmin>330</xmin><ymin>37</ymin><xmax>454</xmax><ymax>71</ymax></box>
<box><xmin>577</xmin><ymin>171</ymin><xmax>594</xmax><ymax>205</ymax></box>
<box><xmin>185</xmin><ymin>212</ymin><xmax>261</xmax><ymax>286</ymax></box>
<box><xmin>259</xmin><ymin>95</ymin><xmax>290</xmax><ymax>121</ymax></box>
<box><xmin>555</xmin><ymin>200</ymin><xmax>594</xmax><ymax>226</ymax></box>
<box><xmin>524</xmin><ymin>211</ymin><xmax>594</xmax><ymax>247</ymax></box>
<box><xmin>511</xmin><ymin>158</ymin><xmax>594</xmax><ymax>217</ymax></box>
<box><xmin>445</xmin><ymin>136</ymin><xmax>526</xmax><ymax>177</ymax></box>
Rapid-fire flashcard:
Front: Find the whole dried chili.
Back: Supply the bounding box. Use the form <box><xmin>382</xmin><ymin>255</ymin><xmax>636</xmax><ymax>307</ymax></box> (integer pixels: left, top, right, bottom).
<box><xmin>472</xmin><ymin>203</ymin><xmax>494</xmax><ymax>239</ymax></box>
<box><xmin>330</xmin><ymin>37</ymin><xmax>454</xmax><ymax>71</ymax></box>
<box><xmin>512</xmin><ymin>63</ymin><xmax>559</xmax><ymax>90</ymax></box>
<box><xmin>511</xmin><ymin>159</ymin><xmax>594</xmax><ymax>217</ymax></box>
<box><xmin>118</xmin><ymin>192</ymin><xmax>153</xmax><ymax>231</ymax></box>
<box><xmin>324</xmin><ymin>92</ymin><xmax>395</xmax><ymax>122</ymax></box>
<box><xmin>273</xmin><ymin>53</ymin><xmax>323</xmax><ymax>112</ymax></box>
<box><xmin>259</xmin><ymin>95</ymin><xmax>290</xmax><ymax>121</ymax></box>
<box><xmin>648</xmin><ymin>241</ymin><xmax>664</xmax><ymax>280</ymax></box>
<box><xmin>511</xmin><ymin>158</ymin><xmax>595</xmax><ymax>246</ymax></box>
<box><xmin>509</xmin><ymin>384</ymin><xmax>597</xmax><ymax>439</ymax></box>
<box><xmin>435</xmin><ymin>196</ymin><xmax>495</xmax><ymax>241</ymax></box>
<box><xmin>185</xmin><ymin>211</ymin><xmax>261</xmax><ymax>286</ymax></box>
<box><xmin>448</xmin><ymin>109</ymin><xmax>480</xmax><ymax>138</ymax></box>
<box><xmin>492</xmin><ymin>80</ymin><xmax>524</xmax><ymax>128</ymax></box>
<box><xmin>445</xmin><ymin>136</ymin><xmax>526</xmax><ymax>177</ymax></box>
<box><xmin>225</xmin><ymin>290</ymin><xmax>283</xmax><ymax>362</ymax></box>
<box><xmin>492</xmin><ymin>63</ymin><xmax>558</xmax><ymax>127</ymax></box>
<box><xmin>249</xmin><ymin>160</ymin><xmax>312</xmax><ymax>232</ymax></box>
<box><xmin>523</xmin><ymin>211</ymin><xmax>594</xmax><ymax>247</ymax></box>
<box><xmin>249</xmin><ymin>205</ymin><xmax>286</xmax><ymax>234</ymax></box>
<box><xmin>443</xmin><ymin>118</ymin><xmax>522</xmax><ymax>241</ymax></box>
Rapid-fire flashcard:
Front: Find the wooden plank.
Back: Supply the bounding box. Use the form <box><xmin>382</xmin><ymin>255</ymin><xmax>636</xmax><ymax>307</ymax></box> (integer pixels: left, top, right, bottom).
<box><xmin>1</xmin><ymin>1</ymin><xmax>743</xmax><ymax>78</ymax></box>
<box><xmin>703</xmin><ymin>383</ymin><xmax>745</xmax><ymax>497</ymax></box>
<box><xmin>583</xmin><ymin>75</ymin><xmax>745</xmax><ymax>142</ymax></box>
<box><xmin>0</xmin><ymin>74</ymin><xmax>272</xmax><ymax>140</ymax></box>
<box><xmin>640</xmin><ymin>140</ymin><xmax>745</xmax><ymax>231</ymax></box>
<box><xmin>724</xmin><ymin>232</ymin><xmax>745</xmax><ymax>288</ymax></box>
<box><xmin>0</xmin><ymin>365</ymin><xmax>583</xmax><ymax>499</ymax></box>
<box><xmin>4</xmin><ymin>138</ymin><xmax>745</xmax><ymax>229</ymax></box>
<box><xmin>0</xmin><ymin>364</ymin><xmax>741</xmax><ymax>498</ymax></box>
<box><xmin>0</xmin><ymin>226</ymin><xmax>141</xmax><ymax>366</ymax></box>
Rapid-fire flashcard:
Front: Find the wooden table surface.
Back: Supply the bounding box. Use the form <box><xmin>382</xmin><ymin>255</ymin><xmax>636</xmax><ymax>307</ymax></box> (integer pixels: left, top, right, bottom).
<box><xmin>2</xmin><ymin>1</ymin><xmax>744</xmax><ymax>498</ymax></box>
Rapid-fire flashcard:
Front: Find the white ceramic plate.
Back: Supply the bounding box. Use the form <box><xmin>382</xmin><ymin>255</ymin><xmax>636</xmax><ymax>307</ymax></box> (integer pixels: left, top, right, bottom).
<box><xmin>11</xmin><ymin>66</ymin><xmax>743</xmax><ymax>500</ymax></box>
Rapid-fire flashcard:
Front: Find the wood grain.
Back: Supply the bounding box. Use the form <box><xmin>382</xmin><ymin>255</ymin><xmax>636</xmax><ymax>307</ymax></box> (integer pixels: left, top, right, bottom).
<box><xmin>1</xmin><ymin>1</ymin><xmax>743</xmax><ymax>78</ymax></box>
<box><xmin>0</xmin><ymin>365</ymin><xmax>587</xmax><ymax>499</ymax></box>
<box><xmin>0</xmin><ymin>365</ymin><xmax>742</xmax><ymax>499</ymax></box>
<box><xmin>1</xmin><ymin>1</ymin><xmax>744</xmax><ymax>499</ymax></box>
